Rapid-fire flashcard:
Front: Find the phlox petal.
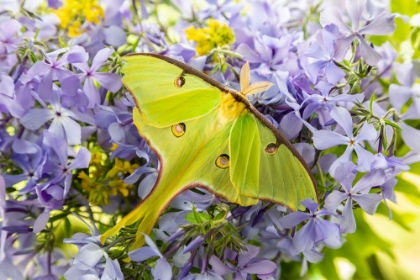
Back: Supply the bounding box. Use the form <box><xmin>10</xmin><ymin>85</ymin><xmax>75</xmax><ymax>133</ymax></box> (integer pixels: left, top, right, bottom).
<box><xmin>353</xmin><ymin>193</ymin><xmax>382</xmax><ymax>215</ymax></box>
<box><xmin>94</xmin><ymin>72</ymin><xmax>122</xmax><ymax>93</ymax></box>
<box><xmin>128</xmin><ymin>246</ymin><xmax>161</xmax><ymax>262</ymax></box>
<box><xmin>312</xmin><ymin>130</ymin><xmax>349</xmax><ymax>150</ymax></box>
<box><xmin>20</xmin><ymin>108</ymin><xmax>54</xmax><ymax>130</ymax></box>
<box><xmin>346</xmin><ymin>0</ymin><xmax>366</xmax><ymax>30</ymax></box>
<box><xmin>241</xmin><ymin>260</ymin><xmax>276</xmax><ymax>275</ymax></box>
<box><xmin>359</xmin><ymin>13</ymin><xmax>396</xmax><ymax>35</ymax></box>
<box><xmin>209</xmin><ymin>256</ymin><xmax>235</xmax><ymax>276</ymax></box>
<box><xmin>320</xmin><ymin>7</ymin><xmax>352</xmax><ymax>33</ymax></box>
<box><xmin>324</xmin><ymin>191</ymin><xmax>348</xmax><ymax>212</ymax></box>
<box><xmin>280</xmin><ymin>212</ymin><xmax>311</xmax><ymax>228</ymax></box>
<box><xmin>75</xmin><ymin>243</ymin><xmax>104</xmax><ymax>268</ymax></box>
<box><xmin>335</xmin><ymin>35</ymin><xmax>356</xmax><ymax>61</ymax></box>
<box><xmin>151</xmin><ymin>258</ymin><xmax>172</xmax><ymax>280</ymax></box>
<box><xmin>400</xmin><ymin>122</ymin><xmax>420</xmax><ymax>153</ymax></box>
<box><xmin>68</xmin><ymin>147</ymin><xmax>91</xmax><ymax>170</ymax></box>
<box><xmin>325</xmin><ymin>61</ymin><xmax>345</xmax><ymax>84</ymax></box>
<box><xmin>293</xmin><ymin>220</ymin><xmax>315</xmax><ymax>252</ymax></box>
<box><xmin>331</xmin><ymin>106</ymin><xmax>354</xmax><ymax>137</ymax></box>
<box><xmin>340</xmin><ymin>198</ymin><xmax>356</xmax><ymax>233</ymax></box>
<box><xmin>354</xmin><ymin>145</ymin><xmax>375</xmax><ymax>172</ymax></box>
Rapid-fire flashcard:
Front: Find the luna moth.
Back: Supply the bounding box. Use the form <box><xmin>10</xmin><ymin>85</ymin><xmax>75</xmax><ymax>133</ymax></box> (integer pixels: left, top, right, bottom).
<box><xmin>100</xmin><ymin>53</ymin><xmax>318</xmax><ymax>250</ymax></box>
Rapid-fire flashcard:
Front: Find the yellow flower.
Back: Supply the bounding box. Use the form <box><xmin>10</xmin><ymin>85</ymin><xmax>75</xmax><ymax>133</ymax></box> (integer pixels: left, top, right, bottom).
<box><xmin>185</xmin><ymin>19</ymin><xmax>235</xmax><ymax>56</ymax></box>
<box><xmin>106</xmin><ymin>158</ymin><xmax>139</xmax><ymax>178</ymax></box>
<box><xmin>54</xmin><ymin>0</ymin><xmax>105</xmax><ymax>37</ymax></box>
<box><xmin>109</xmin><ymin>179</ymin><xmax>131</xmax><ymax>197</ymax></box>
<box><xmin>79</xmin><ymin>147</ymin><xmax>139</xmax><ymax>205</ymax></box>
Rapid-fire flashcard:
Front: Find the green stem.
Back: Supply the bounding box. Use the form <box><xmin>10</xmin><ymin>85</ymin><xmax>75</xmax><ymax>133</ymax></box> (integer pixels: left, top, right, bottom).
<box><xmin>316</xmin><ymin>162</ymin><xmax>326</xmax><ymax>189</ymax></box>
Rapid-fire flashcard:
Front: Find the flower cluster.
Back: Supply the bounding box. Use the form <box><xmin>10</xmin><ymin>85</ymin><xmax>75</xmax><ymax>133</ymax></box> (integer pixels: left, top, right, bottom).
<box><xmin>0</xmin><ymin>0</ymin><xmax>419</xmax><ymax>279</ymax></box>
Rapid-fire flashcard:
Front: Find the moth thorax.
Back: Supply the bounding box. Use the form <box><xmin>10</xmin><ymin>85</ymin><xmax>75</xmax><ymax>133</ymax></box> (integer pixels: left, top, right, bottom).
<box><xmin>219</xmin><ymin>94</ymin><xmax>247</xmax><ymax>124</ymax></box>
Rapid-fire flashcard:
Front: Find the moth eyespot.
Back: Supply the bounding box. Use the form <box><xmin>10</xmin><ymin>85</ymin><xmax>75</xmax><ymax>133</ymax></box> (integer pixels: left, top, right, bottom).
<box><xmin>174</xmin><ymin>76</ymin><xmax>186</xmax><ymax>88</ymax></box>
<box><xmin>265</xmin><ymin>143</ymin><xmax>278</xmax><ymax>155</ymax></box>
<box><xmin>171</xmin><ymin>123</ymin><xmax>186</xmax><ymax>137</ymax></box>
<box><xmin>215</xmin><ymin>154</ymin><xmax>230</xmax><ymax>169</ymax></box>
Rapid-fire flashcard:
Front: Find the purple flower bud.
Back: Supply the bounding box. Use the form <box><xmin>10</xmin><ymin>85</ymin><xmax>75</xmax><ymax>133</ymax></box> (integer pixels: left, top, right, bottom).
<box><xmin>183</xmin><ymin>236</ymin><xmax>205</xmax><ymax>253</ymax></box>
<box><xmin>2</xmin><ymin>225</ymin><xmax>33</xmax><ymax>234</ymax></box>
<box><xmin>180</xmin><ymin>262</ymin><xmax>193</xmax><ymax>279</ymax></box>
<box><xmin>167</xmin><ymin>229</ymin><xmax>184</xmax><ymax>242</ymax></box>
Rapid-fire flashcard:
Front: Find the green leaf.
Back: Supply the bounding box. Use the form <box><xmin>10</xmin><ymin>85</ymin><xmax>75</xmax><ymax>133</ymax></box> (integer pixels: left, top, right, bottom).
<box><xmin>64</xmin><ymin>217</ymin><xmax>71</xmax><ymax>239</ymax></box>
<box><xmin>185</xmin><ymin>210</ymin><xmax>212</xmax><ymax>225</ymax></box>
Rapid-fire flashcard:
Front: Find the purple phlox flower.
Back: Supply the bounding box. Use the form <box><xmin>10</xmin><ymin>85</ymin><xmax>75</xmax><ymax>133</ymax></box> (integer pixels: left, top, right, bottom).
<box><xmin>128</xmin><ymin>233</ymin><xmax>173</xmax><ymax>280</ymax></box>
<box><xmin>61</xmin><ymin>87</ymin><xmax>90</xmax><ymax>113</ymax></box>
<box><xmin>275</xmin><ymin>76</ymin><xmax>320</xmax><ymax>134</ymax></box>
<box><xmin>2</xmin><ymin>140</ymin><xmax>44</xmax><ymax>192</ymax></box>
<box><xmin>279</xmin><ymin>199</ymin><xmax>341</xmax><ymax>252</ymax></box>
<box><xmin>124</xmin><ymin>148</ymin><xmax>159</xmax><ymax>199</ymax></box>
<box><xmin>26</xmin><ymin>46</ymin><xmax>88</xmax><ymax>100</ymax></box>
<box><xmin>63</xmin><ymin>243</ymin><xmax>123</xmax><ymax>280</ymax></box>
<box><xmin>18</xmin><ymin>12</ymin><xmax>59</xmax><ymax>40</ymax></box>
<box><xmin>379</xmin><ymin>177</ymin><xmax>397</xmax><ymax>219</ymax></box>
<box><xmin>209</xmin><ymin>245</ymin><xmax>277</xmax><ymax>280</ymax></box>
<box><xmin>0</xmin><ymin>199</ymin><xmax>42</xmax><ymax>235</ymax></box>
<box><xmin>20</xmin><ymin>89</ymin><xmax>82</xmax><ymax>145</ymax></box>
<box><xmin>64</xmin><ymin>213</ymin><xmax>122</xmax><ymax>280</ymax></box>
<box><xmin>95</xmin><ymin>105</ymin><xmax>140</xmax><ymax>148</ymax></box>
<box><xmin>73</xmin><ymin>3</ymin><xmax>127</xmax><ymax>56</ymax></box>
<box><xmin>63</xmin><ymin>213</ymin><xmax>101</xmax><ymax>248</ymax></box>
<box><xmin>0</xmin><ymin>73</ymin><xmax>25</xmax><ymax>118</ymax></box>
<box><xmin>183</xmin><ymin>271</ymin><xmax>224</xmax><ymax>280</ymax></box>
<box><xmin>0</xmin><ymin>127</ymin><xmax>14</xmax><ymax>154</ymax></box>
<box><xmin>370</xmin><ymin>153</ymin><xmax>409</xmax><ymax>178</ymax></box>
<box><xmin>0</xmin><ymin>18</ymin><xmax>22</xmax><ymax>71</ymax></box>
<box><xmin>0</xmin><ymin>1</ymin><xmax>19</xmax><ymax>13</ymax></box>
<box><xmin>236</xmin><ymin>33</ymin><xmax>300</xmax><ymax>76</ymax></box>
<box><xmin>372</xmin><ymin>42</ymin><xmax>397</xmax><ymax>79</ymax></box>
<box><xmin>386</xmin><ymin>72</ymin><xmax>420</xmax><ymax>153</ymax></box>
<box><xmin>132</xmin><ymin>22</ymin><xmax>167</xmax><ymax>51</ymax></box>
<box><xmin>197</xmin><ymin>0</ymin><xmax>243</xmax><ymax>21</ymax></box>
<box><xmin>305</xmin><ymin>24</ymin><xmax>345</xmax><ymax>84</ymax></box>
<box><xmin>15</xmin><ymin>74</ymin><xmax>46</xmax><ymax>111</ymax></box>
<box><xmin>171</xmin><ymin>189</ymin><xmax>216</xmax><ymax>211</ymax></box>
<box><xmin>302</xmin><ymin>81</ymin><xmax>364</xmax><ymax>123</ymax></box>
<box><xmin>312</xmin><ymin>106</ymin><xmax>377</xmax><ymax>176</ymax></box>
<box><xmin>155</xmin><ymin>213</ymin><xmax>183</xmax><ymax>242</ymax></box>
<box><xmin>262</xmin><ymin>226</ymin><xmax>301</xmax><ymax>261</ymax></box>
<box><xmin>360</xmin><ymin>41</ymin><xmax>397</xmax><ymax>96</ymax></box>
<box><xmin>364</xmin><ymin>0</ymin><xmax>388</xmax><ymax>20</ymax></box>
<box><xmin>324</xmin><ymin>162</ymin><xmax>385</xmax><ymax>233</ymax></box>
<box><xmin>40</xmin><ymin>131</ymin><xmax>90</xmax><ymax>198</ymax></box>
<box><xmin>29</xmin><ymin>250</ymin><xmax>69</xmax><ymax>280</ymax></box>
<box><xmin>46</xmin><ymin>0</ymin><xmax>61</xmax><ymax>9</ymax></box>
<box><xmin>320</xmin><ymin>0</ymin><xmax>396</xmax><ymax>65</ymax></box>
<box><xmin>246</xmin><ymin>71</ymin><xmax>286</xmax><ymax>112</ymax></box>
<box><xmin>0</xmin><ymin>175</ymin><xmax>6</xmax><ymax>261</ymax></box>
<box><xmin>0</xmin><ymin>256</ymin><xmax>24</xmax><ymax>280</ymax></box>
<box><xmin>160</xmin><ymin>43</ymin><xmax>197</xmax><ymax>63</ymax></box>
<box><xmin>389</xmin><ymin>62</ymin><xmax>420</xmax><ymax>117</ymax></box>
<box><xmin>294</xmin><ymin>143</ymin><xmax>315</xmax><ymax>166</ymax></box>
<box><xmin>73</xmin><ymin>48</ymin><xmax>122</xmax><ymax>108</ymax></box>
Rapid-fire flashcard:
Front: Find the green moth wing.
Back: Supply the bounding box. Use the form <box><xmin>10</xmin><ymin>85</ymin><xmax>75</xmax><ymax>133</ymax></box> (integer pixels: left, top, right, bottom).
<box><xmin>230</xmin><ymin>113</ymin><xmax>316</xmax><ymax>208</ymax></box>
<box><xmin>100</xmin><ymin>53</ymin><xmax>318</xmax><ymax>250</ymax></box>
<box><xmin>122</xmin><ymin>55</ymin><xmax>222</xmax><ymax>127</ymax></box>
